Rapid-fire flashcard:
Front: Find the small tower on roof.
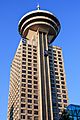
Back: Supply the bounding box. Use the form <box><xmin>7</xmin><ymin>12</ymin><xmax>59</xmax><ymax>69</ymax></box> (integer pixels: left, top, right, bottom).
<box><xmin>37</xmin><ymin>4</ymin><xmax>40</xmax><ymax>10</ymax></box>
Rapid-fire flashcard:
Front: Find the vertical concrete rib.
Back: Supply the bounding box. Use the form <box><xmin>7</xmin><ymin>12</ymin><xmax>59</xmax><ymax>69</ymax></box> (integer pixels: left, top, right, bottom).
<box><xmin>39</xmin><ymin>31</ymin><xmax>47</xmax><ymax>120</ymax></box>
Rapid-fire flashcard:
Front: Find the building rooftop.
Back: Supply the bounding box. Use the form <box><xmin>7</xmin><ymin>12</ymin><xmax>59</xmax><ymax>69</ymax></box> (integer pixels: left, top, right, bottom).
<box><xmin>18</xmin><ymin>9</ymin><xmax>61</xmax><ymax>44</ymax></box>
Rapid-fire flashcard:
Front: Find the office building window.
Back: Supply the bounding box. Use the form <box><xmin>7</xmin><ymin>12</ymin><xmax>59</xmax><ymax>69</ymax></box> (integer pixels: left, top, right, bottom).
<box><xmin>28</xmin><ymin>52</ymin><xmax>32</xmax><ymax>54</ymax></box>
<box><xmin>28</xmin><ymin>84</ymin><xmax>32</xmax><ymax>88</ymax></box>
<box><xmin>33</xmin><ymin>64</ymin><xmax>37</xmax><ymax>67</ymax></box>
<box><xmin>33</xmin><ymin>46</ymin><xmax>37</xmax><ymax>48</ymax></box>
<box><xmin>59</xmin><ymin>65</ymin><xmax>63</xmax><ymax>68</ymax></box>
<box><xmin>54</xmin><ymin>64</ymin><xmax>58</xmax><ymax>67</ymax></box>
<box><xmin>34</xmin><ymin>90</ymin><xmax>38</xmax><ymax>94</ymax></box>
<box><xmin>34</xmin><ymin>95</ymin><xmax>38</xmax><ymax>99</ymax></box>
<box><xmin>61</xmin><ymin>81</ymin><xmax>65</xmax><ymax>85</ymax></box>
<box><xmin>62</xmin><ymin>86</ymin><xmax>65</xmax><ymax>89</ymax></box>
<box><xmin>60</xmin><ymin>73</ymin><xmax>64</xmax><ymax>76</ymax></box>
<box><xmin>56</xmin><ymin>81</ymin><xmax>60</xmax><ymax>84</ymax></box>
<box><xmin>33</xmin><ymin>56</ymin><xmax>37</xmax><ymax>59</ymax></box>
<box><xmin>28</xmin><ymin>99</ymin><xmax>32</xmax><ymax>103</ymax></box>
<box><xmin>21</xmin><ymin>98</ymin><xmax>25</xmax><ymax>102</ymax></box>
<box><xmin>34</xmin><ymin>100</ymin><xmax>38</xmax><ymax>104</ymax></box>
<box><xmin>22</xmin><ymin>54</ymin><xmax>26</xmax><ymax>57</ymax></box>
<box><xmin>28</xmin><ymin>45</ymin><xmax>31</xmax><ymax>47</ymax></box>
<box><xmin>63</xmin><ymin>99</ymin><xmax>67</xmax><ymax>103</ymax></box>
<box><xmin>28</xmin><ymin>110</ymin><xmax>32</xmax><ymax>114</ymax></box>
<box><xmin>33</xmin><ymin>53</ymin><xmax>37</xmax><ymax>55</ymax></box>
<box><xmin>28</xmin><ymin>76</ymin><xmax>32</xmax><ymax>79</ymax></box>
<box><xmin>22</xmin><ymin>74</ymin><xmax>26</xmax><ymax>78</ymax></box>
<box><xmin>33</xmin><ymin>49</ymin><xmax>37</xmax><ymax>52</ymax></box>
<box><xmin>21</xmin><ymin>104</ymin><xmax>25</xmax><ymax>107</ymax></box>
<box><xmin>28</xmin><ymin>94</ymin><xmax>32</xmax><ymax>98</ymax></box>
<box><xmin>58</xmin><ymin>55</ymin><xmax>61</xmax><ymax>57</ymax></box>
<box><xmin>58</xmin><ymin>58</ymin><xmax>62</xmax><ymax>61</ymax></box>
<box><xmin>57</xmin><ymin>89</ymin><xmax>61</xmax><ymax>93</ymax></box>
<box><xmin>56</xmin><ymin>85</ymin><xmax>60</xmax><ymax>88</ymax></box>
<box><xmin>21</xmin><ymin>115</ymin><xmax>25</xmax><ymax>119</ymax></box>
<box><xmin>28</xmin><ymin>67</ymin><xmax>32</xmax><ymax>70</ymax></box>
<box><xmin>60</xmin><ymin>69</ymin><xmax>63</xmax><ymax>72</ymax></box>
<box><xmin>22</xmin><ymin>66</ymin><xmax>26</xmax><ymax>69</ymax></box>
<box><xmin>28</xmin><ymin>59</ymin><xmax>32</xmax><ymax>62</ymax></box>
<box><xmin>34</xmin><ymin>81</ymin><xmax>38</xmax><ymax>84</ymax></box>
<box><xmin>33</xmin><ymin>60</ymin><xmax>37</xmax><ymax>63</ymax></box>
<box><xmin>27</xmin><ymin>116</ymin><xmax>32</xmax><ymax>119</ymax></box>
<box><xmin>28</xmin><ymin>71</ymin><xmax>32</xmax><ymax>74</ymax></box>
<box><xmin>34</xmin><ymin>116</ymin><xmax>38</xmax><ymax>120</ymax></box>
<box><xmin>21</xmin><ymin>88</ymin><xmax>26</xmax><ymax>92</ymax></box>
<box><xmin>61</xmin><ymin>77</ymin><xmax>64</xmax><ymax>80</ymax></box>
<box><xmin>62</xmin><ymin>90</ymin><xmax>66</xmax><ymax>93</ymax></box>
<box><xmin>55</xmin><ymin>72</ymin><xmax>58</xmax><ymax>75</ymax></box>
<box><xmin>34</xmin><ymin>105</ymin><xmax>38</xmax><ymax>109</ymax></box>
<box><xmin>22</xmin><ymin>79</ymin><xmax>26</xmax><ymax>82</ymax></box>
<box><xmin>28</xmin><ymin>48</ymin><xmax>32</xmax><ymax>51</ymax></box>
<box><xmin>28</xmin><ymin>63</ymin><xmax>32</xmax><ymax>66</ymax></box>
<box><xmin>22</xmin><ymin>62</ymin><xmax>26</xmax><ymax>65</ymax></box>
<box><xmin>23</xmin><ymin>50</ymin><xmax>26</xmax><ymax>53</ymax></box>
<box><xmin>22</xmin><ymin>58</ymin><xmax>26</xmax><ymax>61</ymax></box>
<box><xmin>28</xmin><ymin>55</ymin><xmax>31</xmax><ymax>58</ymax></box>
<box><xmin>21</xmin><ymin>109</ymin><xmax>25</xmax><ymax>113</ymax></box>
<box><xmin>34</xmin><ymin>86</ymin><xmax>38</xmax><ymax>89</ymax></box>
<box><xmin>22</xmin><ymin>70</ymin><xmax>26</xmax><ymax>73</ymax></box>
<box><xmin>21</xmin><ymin>83</ymin><xmax>26</xmax><ymax>87</ymax></box>
<box><xmin>28</xmin><ymin>104</ymin><xmax>32</xmax><ymax>108</ymax></box>
<box><xmin>57</xmin><ymin>94</ymin><xmax>61</xmax><ymax>97</ymax></box>
<box><xmin>28</xmin><ymin>89</ymin><xmax>32</xmax><ymax>93</ymax></box>
<box><xmin>34</xmin><ymin>76</ymin><xmax>37</xmax><ymax>80</ymax></box>
<box><xmin>21</xmin><ymin>93</ymin><xmax>26</xmax><ymax>97</ymax></box>
<box><xmin>58</xmin><ymin>99</ymin><xmax>62</xmax><ymax>102</ymax></box>
<box><xmin>28</xmin><ymin>80</ymin><xmax>32</xmax><ymax>83</ymax></box>
<box><xmin>34</xmin><ymin>111</ymin><xmax>38</xmax><ymax>115</ymax></box>
<box><xmin>63</xmin><ymin>95</ymin><xmax>67</xmax><ymax>98</ymax></box>
<box><xmin>58</xmin><ymin>104</ymin><xmax>62</xmax><ymax>107</ymax></box>
<box><xmin>34</xmin><ymin>72</ymin><xmax>37</xmax><ymax>75</ymax></box>
<box><xmin>23</xmin><ymin>47</ymin><xmax>26</xmax><ymax>50</ymax></box>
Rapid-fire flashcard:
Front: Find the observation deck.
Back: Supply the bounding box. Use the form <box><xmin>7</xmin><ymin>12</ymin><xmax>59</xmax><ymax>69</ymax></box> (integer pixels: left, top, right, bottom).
<box><xmin>18</xmin><ymin>9</ymin><xmax>61</xmax><ymax>43</ymax></box>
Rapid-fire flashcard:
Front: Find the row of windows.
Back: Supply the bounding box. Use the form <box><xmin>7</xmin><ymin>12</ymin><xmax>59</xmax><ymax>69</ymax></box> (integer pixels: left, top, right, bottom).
<box><xmin>22</xmin><ymin>74</ymin><xmax>37</xmax><ymax>78</ymax></box>
<box><xmin>21</xmin><ymin>86</ymin><xmax>38</xmax><ymax>94</ymax></box>
<box><xmin>52</xmin><ymin>84</ymin><xmax>66</xmax><ymax>89</ymax></box>
<box><xmin>51</xmin><ymin>79</ymin><xmax>65</xmax><ymax>84</ymax></box>
<box><xmin>21</xmin><ymin>99</ymin><xmax>38</xmax><ymax>105</ymax></box>
<box><xmin>53</xmin><ymin>54</ymin><xmax>62</xmax><ymax>58</ymax></box>
<box><xmin>28</xmin><ymin>48</ymin><xmax>37</xmax><ymax>53</ymax></box>
<box><xmin>49</xmin><ymin>63</ymin><xmax>63</xmax><ymax>69</ymax></box>
<box><xmin>28</xmin><ymin>45</ymin><xmax>37</xmax><ymax>48</ymax></box>
<box><xmin>22</xmin><ymin>60</ymin><xmax>37</xmax><ymax>64</ymax></box>
<box><xmin>51</xmin><ymin>88</ymin><xmax>66</xmax><ymax>94</ymax></box>
<box><xmin>21</xmin><ymin>100</ymin><xmax>38</xmax><ymax>107</ymax></box>
<box><xmin>21</xmin><ymin>83</ymin><xmax>38</xmax><ymax>89</ymax></box>
<box><xmin>21</xmin><ymin>105</ymin><xmax>38</xmax><ymax>110</ymax></box>
<box><xmin>21</xmin><ymin>115</ymin><xmax>38</xmax><ymax>119</ymax></box>
<box><xmin>21</xmin><ymin>93</ymin><xmax>38</xmax><ymax>99</ymax></box>
<box><xmin>28</xmin><ymin>55</ymin><xmax>37</xmax><ymax>59</ymax></box>
<box><xmin>22</xmin><ymin>53</ymin><xmax>37</xmax><ymax>59</ymax></box>
<box><xmin>50</xmin><ymin>75</ymin><xmax>64</xmax><ymax>81</ymax></box>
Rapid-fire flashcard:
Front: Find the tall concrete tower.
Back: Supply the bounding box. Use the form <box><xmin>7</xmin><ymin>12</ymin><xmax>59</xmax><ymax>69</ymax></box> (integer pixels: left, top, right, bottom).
<box><xmin>7</xmin><ymin>7</ymin><xmax>68</xmax><ymax>120</ymax></box>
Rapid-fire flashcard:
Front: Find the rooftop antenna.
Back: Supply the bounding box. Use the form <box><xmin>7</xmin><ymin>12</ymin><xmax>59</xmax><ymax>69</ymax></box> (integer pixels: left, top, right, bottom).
<box><xmin>37</xmin><ymin>4</ymin><xmax>40</xmax><ymax>10</ymax></box>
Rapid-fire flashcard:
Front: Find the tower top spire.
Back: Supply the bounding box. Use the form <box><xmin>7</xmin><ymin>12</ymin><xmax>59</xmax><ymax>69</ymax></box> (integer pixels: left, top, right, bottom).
<box><xmin>37</xmin><ymin>4</ymin><xmax>40</xmax><ymax>10</ymax></box>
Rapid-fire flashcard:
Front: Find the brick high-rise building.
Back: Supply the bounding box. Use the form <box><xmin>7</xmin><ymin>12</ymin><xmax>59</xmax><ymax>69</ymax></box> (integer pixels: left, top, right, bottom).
<box><xmin>7</xmin><ymin>7</ymin><xmax>68</xmax><ymax>120</ymax></box>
